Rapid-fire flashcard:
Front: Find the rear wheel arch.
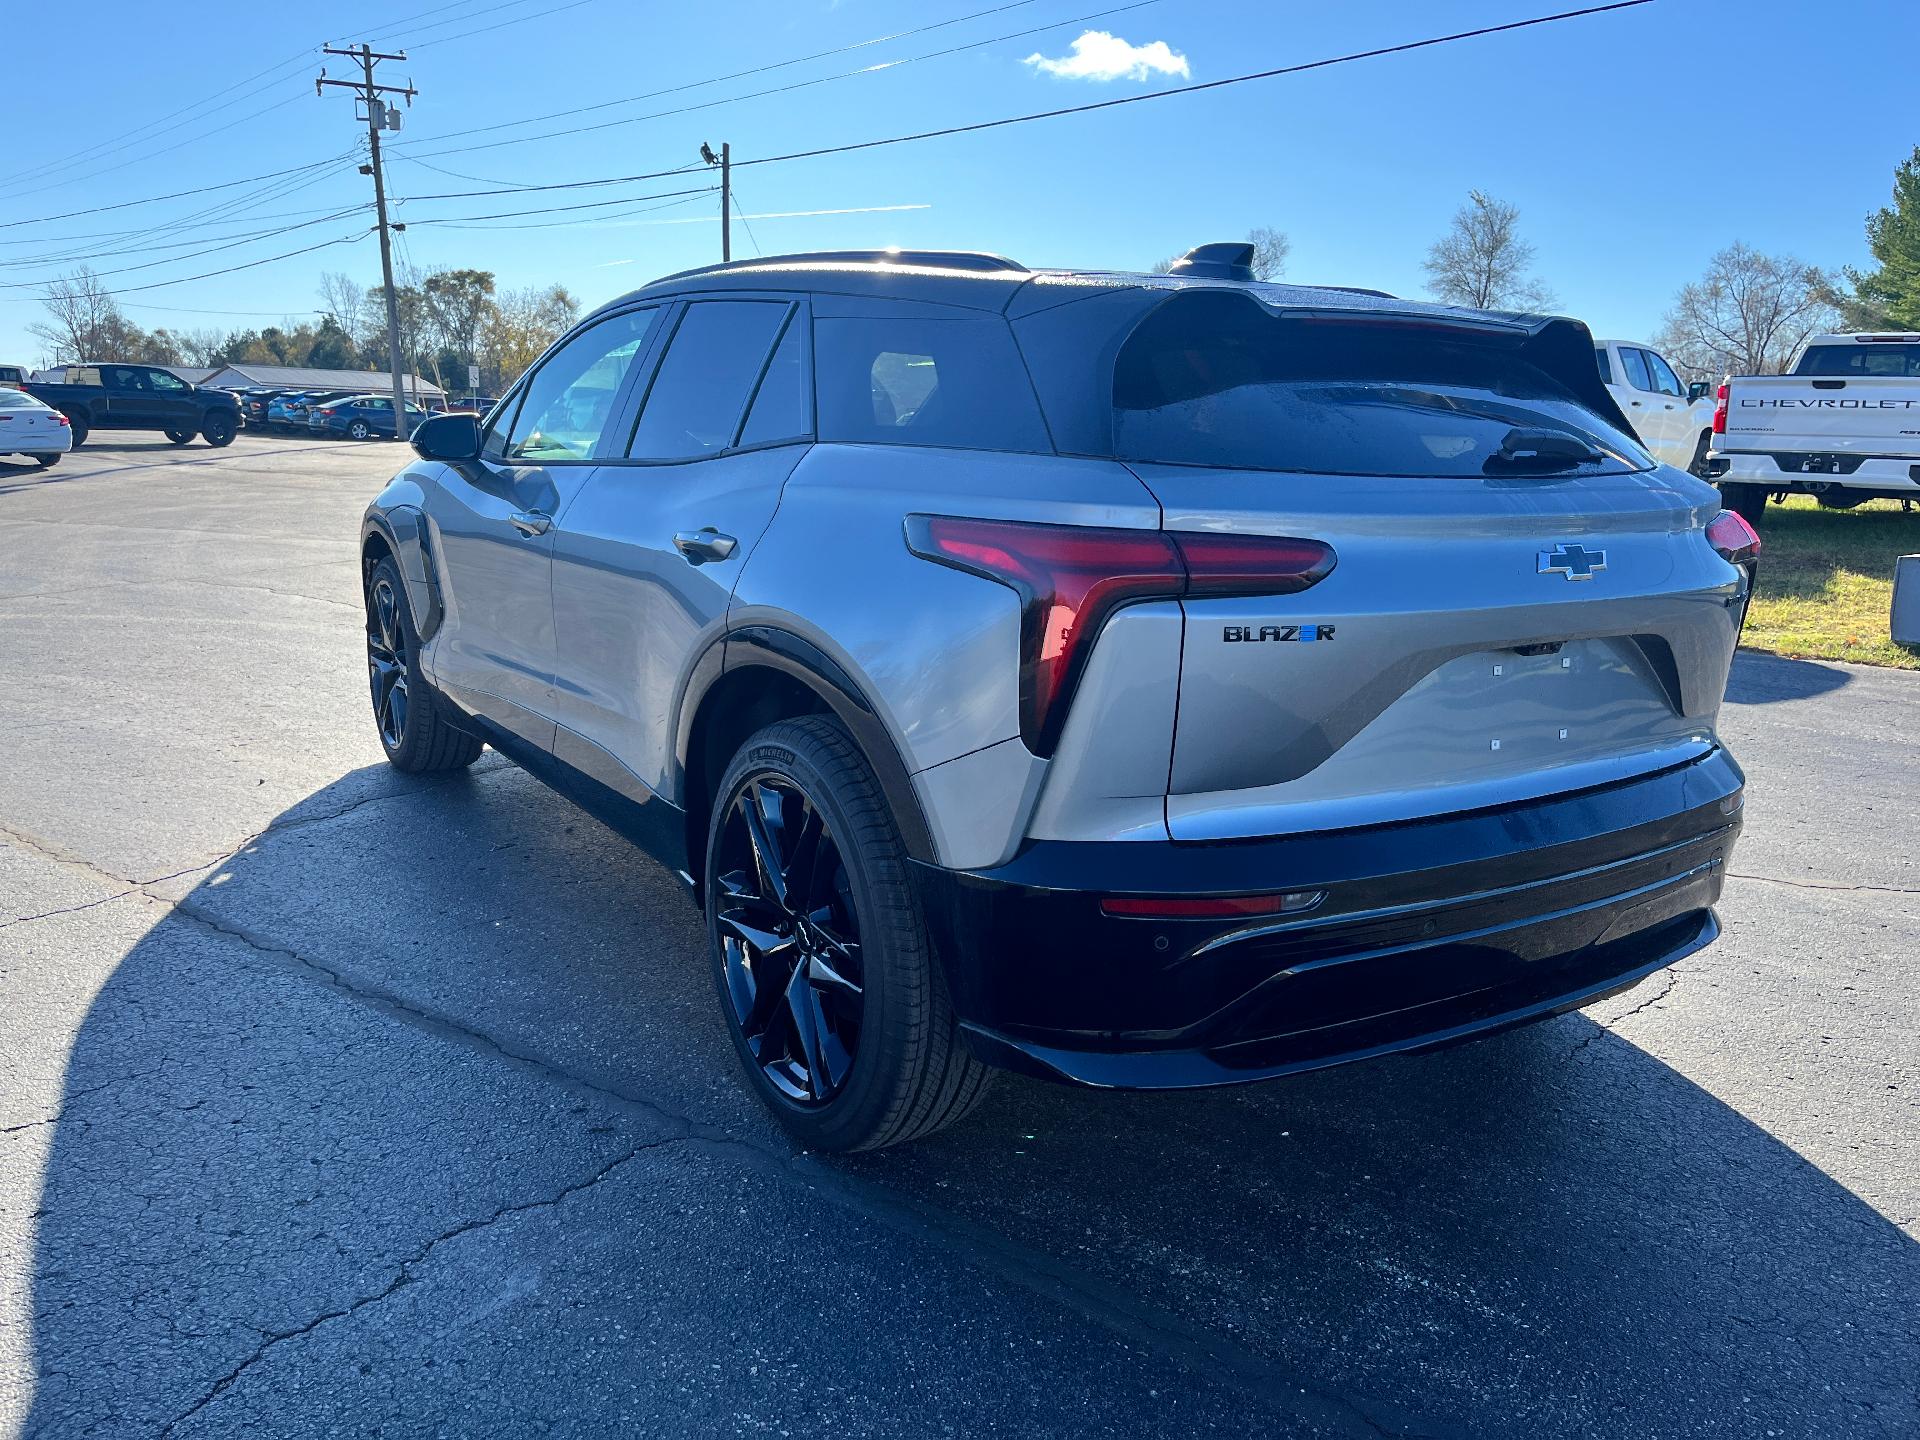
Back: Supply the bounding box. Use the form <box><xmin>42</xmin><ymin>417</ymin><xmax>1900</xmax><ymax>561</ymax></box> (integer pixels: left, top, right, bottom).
<box><xmin>677</xmin><ymin>627</ymin><xmax>938</xmax><ymax>889</ymax></box>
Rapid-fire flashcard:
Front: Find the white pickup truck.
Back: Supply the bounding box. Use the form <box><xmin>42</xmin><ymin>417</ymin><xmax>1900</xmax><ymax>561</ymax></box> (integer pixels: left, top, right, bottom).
<box><xmin>1594</xmin><ymin>338</ymin><xmax>1717</xmax><ymax>475</ymax></box>
<box><xmin>1707</xmin><ymin>333</ymin><xmax>1920</xmax><ymax>525</ymax></box>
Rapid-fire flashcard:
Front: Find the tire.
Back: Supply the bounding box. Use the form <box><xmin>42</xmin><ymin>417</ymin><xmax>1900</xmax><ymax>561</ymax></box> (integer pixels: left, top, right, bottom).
<box><xmin>705</xmin><ymin>715</ymin><xmax>991</xmax><ymax>1152</ymax></box>
<box><xmin>1687</xmin><ymin>432</ymin><xmax>1712</xmax><ymax>479</ymax></box>
<box><xmin>201</xmin><ymin>413</ymin><xmax>236</xmax><ymax>447</ymax></box>
<box><xmin>67</xmin><ymin>419</ymin><xmax>87</xmax><ymax>448</ymax></box>
<box><xmin>165</xmin><ymin>428</ymin><xmax>195</xmax><ymax>446</ymax></box>
<box><xmin>364</xmin><ymin>556</ymin><xmax>484</xmax><ymax>773</ymax></box>
<box><xmin>1718</xmin><ymin>482</ymin><xmax>1767</xmax><ymax>528</ymax></box>
<box><xmin>349</xmin><ymin>420</ymin><xmax>371</xmax><ymax>441</ymax></box>
<box><xmin>34</xmin><ymin>453</ymin><xmax>60</xmax><ymax>469</ymax></box>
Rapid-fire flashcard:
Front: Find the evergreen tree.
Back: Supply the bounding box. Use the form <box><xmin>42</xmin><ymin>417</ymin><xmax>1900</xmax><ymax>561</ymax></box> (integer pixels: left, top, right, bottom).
<box><xmin>1846</xmin><ymin>144</ymin><xmax>1920</xmax><ymax>330</ymax></box>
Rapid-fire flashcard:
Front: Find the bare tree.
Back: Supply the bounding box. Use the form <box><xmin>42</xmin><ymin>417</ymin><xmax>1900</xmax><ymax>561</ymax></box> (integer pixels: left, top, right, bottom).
<box><xmin>317</xmin><ymin>271</ymin><xmax>371</xmax><ymax>346</ymax></box>
<box><xmin>1247</xmin><ymin>226</ymin><xmax>1289</xmax><ymax>282</ymax></box>
<box><xmin>1653</xmin><ymin>242</ymin><xmax>1839</xmax><ymax>380</ymax></box>
<box><xmin>1423</xmin><ymin>190</ymin><xmax>1552</xmax><ymax>311</ymax></box>
<box><xmin>481</xmin><ymin>284</ymin><xmax>578</xmax><ymax>390</ymax></box>
<box><xmin>28</xmin><ymin>267</ymin><xmax>123</xmax><ymax>364</ymax></box>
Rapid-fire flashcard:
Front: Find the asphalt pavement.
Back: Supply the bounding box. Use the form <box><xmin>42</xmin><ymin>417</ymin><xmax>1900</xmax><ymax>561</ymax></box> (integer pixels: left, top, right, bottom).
<box><xmin>1</xmin><ymin>434</ymin><xmax>1914</xmax><ymax>1438</ymax></box>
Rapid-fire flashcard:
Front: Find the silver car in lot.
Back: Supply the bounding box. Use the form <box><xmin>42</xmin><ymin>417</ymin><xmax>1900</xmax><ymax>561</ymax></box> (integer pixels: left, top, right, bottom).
<box><xmin>361</xmin><ymin>244</ymin><xmax>1758</xmax><ymax>1151</ymax></box>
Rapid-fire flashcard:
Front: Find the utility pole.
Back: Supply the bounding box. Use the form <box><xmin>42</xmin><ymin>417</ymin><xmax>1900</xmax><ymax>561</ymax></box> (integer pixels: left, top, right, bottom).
<box><xmin>701</xmin><ymin>141</ymin><xmax>731</xmax><ymax>262</ymax></box>
<box><xmin>320</xmin><ymin>45</ymin><xmax>416</xmax><ymax>436</ymax></box>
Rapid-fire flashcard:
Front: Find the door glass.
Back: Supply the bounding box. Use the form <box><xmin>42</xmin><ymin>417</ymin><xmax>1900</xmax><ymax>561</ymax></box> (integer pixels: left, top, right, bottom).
<box><xmin>736</xmin><ymin>312</ymin><xmax>810</xmax><ymax>448</ymax></box>
<box><xmin>503</xmin><ymin>307</ymin><xmax>661</xmax><ymax>463</ymax></box>
<box><xmin>627</xmin><ymin>301</ymin><xmax>791</xmax><ymax>461</ymax></box>
<box><xmin>1644</xmin><ymin>350</ymin><xmax>1684</xmax><ymax>397</ymax></box>
<box><xmin>148</xmin><ymin>371</ymin><xmax>189</xmax><ymax>393</ymax></box>
<box><xmin>105</xmin><ymin>367</ymin><xmax>148</xmax><ymax>392</ymax></box>
<box><xmin>1593</xmin><ymin>345</ymin><xmax>1614</xmax><ymax>384</ymax></box>
<box><xmin>1619</xmin><ymin>347</ymin><xmax>1653</xmax><ymax>391</ymax></box>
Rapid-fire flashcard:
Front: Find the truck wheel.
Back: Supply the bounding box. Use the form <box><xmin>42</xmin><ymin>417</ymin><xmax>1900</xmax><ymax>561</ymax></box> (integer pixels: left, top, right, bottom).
<box><xmin>705</xmin><ymin>715</ymin><xmax>992</xmax><ymax>1152</ymax></box>
<box><xmin>1718</xmin><ymin>483</ymin><xmax>1767</xmax><ymax>528</ymax></box>
<box><xmin>165</xmin><ymin>428</ymin><xmax>195</xmax><ymax>446</ymax></box>
<box><xmin>201</xmin><ymin>413</ymin><xmax>236</xmax><ymax>447</ymax></box>
<box><xmin>67</xmin><ymin>420</ymin><xmax>87</xmax><ymax>448</ymax></box>
<box><xmin>1688</xmin><ymin>433</ymin><xmax>1712</xmax><ymax>479</ymax></box>
<box><xmin>365</xmin><ymin>556</ymin><xmax>483</xmax><ymax>773</ymax></box>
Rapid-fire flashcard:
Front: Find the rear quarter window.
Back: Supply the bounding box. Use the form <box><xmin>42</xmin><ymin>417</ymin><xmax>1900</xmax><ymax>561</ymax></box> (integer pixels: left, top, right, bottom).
<box><xmin>814</xmin><ymin>315</ymin><xmax>1050</xmax><ymax>453</ymax></box>
<box><xmin>1112</xmin><ymin>291</ymin><xmax>1650</xmax><ymax>477</ymax></box>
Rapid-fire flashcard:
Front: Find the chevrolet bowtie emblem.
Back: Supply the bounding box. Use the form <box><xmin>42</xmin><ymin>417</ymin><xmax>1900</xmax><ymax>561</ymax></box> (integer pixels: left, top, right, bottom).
<box><xmin>1538</xmin><ymin>542</ymin><xmax>1607</xmax><ymax>581</ymax></box>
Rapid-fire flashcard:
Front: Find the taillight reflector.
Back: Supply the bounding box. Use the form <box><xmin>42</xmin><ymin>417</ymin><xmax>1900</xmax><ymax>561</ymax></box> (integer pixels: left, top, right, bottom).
<box><xmin>1706</xmin><ymin>509</ymin><xmax>1761</xmax><ymax>566</ymax></box>
<box><xmin>905</xmin><ymin>515</ymin><xmax>1335</xmax><ymax>754</ymax></box>
<box><xmin>1100</xmin><ymin>891</ymin><xmax>1325</xmax><ymax>920</ymax></box>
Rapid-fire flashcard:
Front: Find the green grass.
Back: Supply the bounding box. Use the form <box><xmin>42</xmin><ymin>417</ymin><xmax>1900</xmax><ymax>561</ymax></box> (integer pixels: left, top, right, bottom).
<box><xmin>1742</xmin><ymin>494</ymin><xmax>1920</xmax><ymax>669</ymax></box>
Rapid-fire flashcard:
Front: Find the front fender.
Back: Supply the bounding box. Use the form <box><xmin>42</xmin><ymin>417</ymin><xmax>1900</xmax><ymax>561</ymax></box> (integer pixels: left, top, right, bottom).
<box><xmin>362</xmin><ymin>485</ymin><xmax>441</xmax><ymax>640</ymax></box>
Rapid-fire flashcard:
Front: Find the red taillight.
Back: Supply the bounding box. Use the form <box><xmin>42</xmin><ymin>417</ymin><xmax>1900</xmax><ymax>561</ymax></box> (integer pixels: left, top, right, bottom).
<box><xmin>1100</xmin><ymin>891</ymin><xmax>1324</xmax><ymax>920</ymax></box>
<box><xmin>55</xmin><ymin>414</ymin><xmax>69</xmax><ymax>426</ymax></box>
<box><xmin>905</xmin><ymin>515</ymin><xmax>1335</xmax><ymax>754</ymax></box>
<box><xmin>1711</xmin><ymin>382</ymin><xmax>1729</xmax><ymax>435</ymax></box>
<box><xmin>1707</xmin><ymin>509</ymin><xmax>1761</xmax><ymax>566</ymax></box>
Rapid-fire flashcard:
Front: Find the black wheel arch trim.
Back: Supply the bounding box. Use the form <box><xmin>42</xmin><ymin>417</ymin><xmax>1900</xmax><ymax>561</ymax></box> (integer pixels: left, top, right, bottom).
<box><xmin>361</xmin><ymin>507</ymin><xmax>443</xmax><ymax>641</ymax></box>
<box><xmin>676</xmin><ymin>624</ymin><xmax>938</xmax><ymax>865</ymax></box>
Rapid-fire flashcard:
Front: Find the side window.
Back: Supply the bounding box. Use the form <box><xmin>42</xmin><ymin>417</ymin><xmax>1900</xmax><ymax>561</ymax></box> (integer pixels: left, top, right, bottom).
<box><xmin>1619</xmin><ymin>346</ymin><xmax>1653</xmax><ymax>392</ymax></box>
<box><xmin>1593</xmin><ymin>345</ymin><xmax>1614</xmax><ymax>385</ymax></box>
<box><xmin>501</xmin><ymin>307</ymin><xmax>661</xmax><ymax>463</ymax></box>
<box><xmin>1644</xmin><ymin>349</ymin><xmax>1684</xmax><ymax>398</ymax></box>
<box><xmin>148</xmin><ymin>370</ymin><xmax>189</xmax><ymax>393</ymax></box>
<box><xmin>814</xmin><ymin>315</ymin><xmax>1051</xmax><ymax>453</ymax></box>
<box><xmin>104</xmin><ymin>367</ymin><xmax>147</xmax><ymax>392</ymax></box>
<box><xmin>366</xmin><ymin>398</ymin><xmax>392</xmax><ymax>412</ymax></box>
<box><xmin>627</xmin><ymin>300</ymin><xmax>791</xmax><ymax>461</ymax></box>
<box><xmin>736</xmin><ymin>310</ymin><xmax>810</xmax><ymax>448</ymax></box>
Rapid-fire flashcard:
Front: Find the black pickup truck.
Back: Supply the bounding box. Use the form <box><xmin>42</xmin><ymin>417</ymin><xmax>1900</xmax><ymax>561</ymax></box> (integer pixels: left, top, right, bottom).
<box><xmin>24</xmin><ymin>363</ymin><xmax>241</xmax><ymax>448</ymax></box>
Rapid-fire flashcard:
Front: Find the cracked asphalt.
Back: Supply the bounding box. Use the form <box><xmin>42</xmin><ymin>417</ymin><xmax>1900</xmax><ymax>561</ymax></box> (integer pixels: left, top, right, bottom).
<box><xmin>1</xmin><ymin>435</ymin><xmax>1915</xmax><ymax>1438</ymax></box>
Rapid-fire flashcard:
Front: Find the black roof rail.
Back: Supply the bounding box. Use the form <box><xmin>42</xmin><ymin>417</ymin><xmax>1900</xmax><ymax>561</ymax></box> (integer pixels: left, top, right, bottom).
<box><xmin>659</xmin><ymin>249</ymin><xmax>1029</xmax><ymax>284</ymax></box>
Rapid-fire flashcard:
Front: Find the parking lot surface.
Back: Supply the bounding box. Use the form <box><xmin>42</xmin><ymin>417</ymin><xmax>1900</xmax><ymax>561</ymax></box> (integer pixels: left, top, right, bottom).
<box><xmin>1</xmin><ymin>435</ymin><xmax>1915</xmax><ymax>1438</ymax></box>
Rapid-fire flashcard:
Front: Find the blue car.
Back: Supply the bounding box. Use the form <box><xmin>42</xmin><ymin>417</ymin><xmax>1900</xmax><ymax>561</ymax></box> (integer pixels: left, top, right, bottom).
<box><xmin>309</xmin><ymin>394</ymin><xmax>428</xmax><ymax>440</ymax></box>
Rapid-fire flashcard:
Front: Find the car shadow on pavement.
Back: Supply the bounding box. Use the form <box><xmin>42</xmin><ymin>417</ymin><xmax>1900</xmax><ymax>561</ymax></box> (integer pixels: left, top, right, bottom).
<box><xmin>20</xmin><ymin>762</ymin><xmax>1916</xmax><ymax>1437</ymax></box>
<box><xmin>1724</xmin><ymin>647</ymin><xmax>1854</xmax><ymax>703</ymax></box>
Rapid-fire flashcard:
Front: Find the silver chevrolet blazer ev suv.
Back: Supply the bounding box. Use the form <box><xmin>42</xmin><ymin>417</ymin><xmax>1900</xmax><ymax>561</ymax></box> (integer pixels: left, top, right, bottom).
<box><xmin>361</xmin><ymin>244</ymin><xmax>1757</xmax><ymax>1151</ymax></box>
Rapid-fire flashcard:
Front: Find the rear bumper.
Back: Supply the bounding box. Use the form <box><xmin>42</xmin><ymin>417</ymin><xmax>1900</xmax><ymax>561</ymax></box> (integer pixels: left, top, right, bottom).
<box><xmin>1710</xmin><ymin>450</ymin><xmax>1920</xmax><ymax>491</ymax></box>
<box><xmin>911</xmin><ymin>747</ymin><xmax>1743</xmax><ymax>1090</ymax></box>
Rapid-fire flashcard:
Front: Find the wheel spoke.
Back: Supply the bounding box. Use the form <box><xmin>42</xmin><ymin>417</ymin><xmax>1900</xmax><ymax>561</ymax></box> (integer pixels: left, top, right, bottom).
<box><xmin>783</xmin><ymin>963</ymin><xmax>830</xmax><ymax>1100</ymax></box>
<box><xmin>782</xmin><ymin>802</ymin><xmax>824</xmax><ymax>910</ymax></box>
<box><xmin>738</xmin><ymin>784</ymin><xmax>789</xmax><ymax>911</ymax></box>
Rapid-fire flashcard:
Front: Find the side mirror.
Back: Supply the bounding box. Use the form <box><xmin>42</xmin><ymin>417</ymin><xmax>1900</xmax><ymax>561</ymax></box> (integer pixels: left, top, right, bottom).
<box><xmin>1687</xmin><ymin>381</ymin><xmax>1712</xmax><ymax>404</ymax></box>
<box><xmin>410</xmin><ymin>411</ymin><xmax>481</xmax><ymax>462</ymax></box>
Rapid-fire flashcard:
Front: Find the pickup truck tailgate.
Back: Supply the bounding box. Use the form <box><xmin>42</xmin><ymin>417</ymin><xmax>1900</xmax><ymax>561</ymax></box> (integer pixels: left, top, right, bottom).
<box><xmin>1719</xmin><ymin>374</ymin><xmax>1920</xmax><ymax>458</ymax></box>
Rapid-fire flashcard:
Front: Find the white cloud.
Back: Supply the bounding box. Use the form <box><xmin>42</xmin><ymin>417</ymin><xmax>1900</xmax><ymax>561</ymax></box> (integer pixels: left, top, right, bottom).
<box><xmin>1022</xmin><ymin>30</ymin><xmax>1190</xmax><ymax>83</ymax></box>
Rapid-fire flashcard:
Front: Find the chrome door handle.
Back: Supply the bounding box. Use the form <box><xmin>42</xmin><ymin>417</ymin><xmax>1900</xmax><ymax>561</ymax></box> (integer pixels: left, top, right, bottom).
<box><xmin>674</xmin><ymin>528</ymin><xmax>738</xmax><ymax>564</ymax></box>
<box><xmin>509</xmin><ymin>510</ymin><xmax>551</xmax><ymax>537</ymax></box>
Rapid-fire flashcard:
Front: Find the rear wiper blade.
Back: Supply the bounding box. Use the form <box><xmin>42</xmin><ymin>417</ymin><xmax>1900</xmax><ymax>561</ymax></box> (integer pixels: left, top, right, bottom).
<box><xmin>1485</xmin><ymin>426</ymin><xmax>1601</xmax><ymax>472</ymax></box>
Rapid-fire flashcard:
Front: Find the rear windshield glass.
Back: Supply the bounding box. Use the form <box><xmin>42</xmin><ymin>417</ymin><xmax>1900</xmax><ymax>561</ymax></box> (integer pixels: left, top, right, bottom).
<box><xmin>814</xmin><ymin>315</ymin><xmax>1051</xmax><ymax>453</ymax></box>
<box><xmin>1795</xmin><ymin>343</ymin><xmax>1920</xmax><ymax>377</ymax></box>
<box><xmin>1113</xmin><ymin>291</ymin><xmax>1650</xmax><ymax>476</ymax></box>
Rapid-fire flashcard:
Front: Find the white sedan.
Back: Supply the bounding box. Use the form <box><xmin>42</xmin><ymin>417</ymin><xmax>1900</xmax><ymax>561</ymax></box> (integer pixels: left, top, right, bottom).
<box><xmin>0</xmin><ymin>388</ymin><xmax>73</xmax><ymax>467</ymax></box>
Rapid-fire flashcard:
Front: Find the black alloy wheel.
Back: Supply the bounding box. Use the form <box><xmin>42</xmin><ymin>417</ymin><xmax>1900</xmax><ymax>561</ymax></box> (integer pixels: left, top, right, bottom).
<box><xmin>201</xmin><ymin>413</ymin><xmax>236</xmax><ymax>447</ymax></box>
<box><xmin>366</xmin><ymin>571</ymin><xmax>412</xmax><ymax>752</ymax></box>
<box><xmin>713</xmin><ymin>774</ymin><xmax>866</xmax><ymax>1107</ymax></box>
<box><xmin>165</xmin><ymin>428</ymin><xmax>194</xmax><ymax>445</ymax></box>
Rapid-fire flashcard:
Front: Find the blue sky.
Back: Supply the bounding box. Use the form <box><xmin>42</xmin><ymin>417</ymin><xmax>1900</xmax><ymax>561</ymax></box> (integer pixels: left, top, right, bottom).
<box><xmin>4</xmin><ymin>0</ymin><xmax>1916</xmax><ymax>364</ymax></box>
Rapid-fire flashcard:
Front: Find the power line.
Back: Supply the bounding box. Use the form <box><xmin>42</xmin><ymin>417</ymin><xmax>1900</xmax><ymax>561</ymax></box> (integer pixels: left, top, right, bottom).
<box><xmin>410</xmin><ymin>0</ymin><xmax>606</xmax><ymax>50</ymax></box>
<box><xmin>396</xmin><ymin>0</ymin><xmax>1158</xmax><ymax>161</ymax></box>
<box><xmin>405</xmin><ymin>1</ymin><xmax>1653</xmax><ymax>206</ymax></box>
<box><xmin>407</xmin><ymin>183</ymin><xmax>722</xmax><ymax>227</ymax></box>
<box><xmin>0</xmin><ymin>153</ymin><xmax>357</xmax><ymax>231</ymax></box>
<box><xmin>0</xmin><ymin>206</ymin><xmax>371</xmax><ymax>289</ymax></box>
<box><xmin>421</xmin><ymin>192</ymin><xmax>717</xmax><ymax>233</ymax></box>
<box><xmin>0</xmin><ymin>231</ymin><xmax>370</xmax><ymax>303</ymax></box>
<box><xmin>390</xmin><ymin>0</ymin><xmax>1046</xmax><ymax>152</ymax></box>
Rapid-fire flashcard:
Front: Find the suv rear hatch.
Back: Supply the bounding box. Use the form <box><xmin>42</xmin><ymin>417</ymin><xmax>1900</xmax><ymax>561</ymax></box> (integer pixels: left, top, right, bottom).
<box><xmin>1110</xmin><ymin>292</ymin><xmax>1742</xmax><ymax>840</ymax></box>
